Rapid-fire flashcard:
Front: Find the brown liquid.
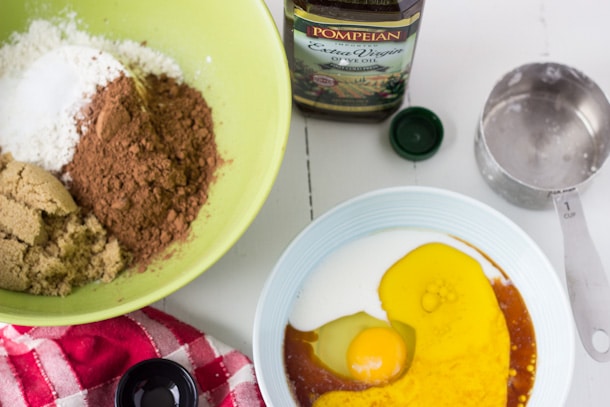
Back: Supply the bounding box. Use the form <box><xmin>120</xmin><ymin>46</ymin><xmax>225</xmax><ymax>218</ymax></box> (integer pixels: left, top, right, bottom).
<box><xmin>284</xmin><ymin>278</ymin><xmax>536</xmax><ymax>406</ymax></box>
<box><xmin>491</xmin><ymin>279</ymin><xmax>537</xmax><ymax>406</ymax></box>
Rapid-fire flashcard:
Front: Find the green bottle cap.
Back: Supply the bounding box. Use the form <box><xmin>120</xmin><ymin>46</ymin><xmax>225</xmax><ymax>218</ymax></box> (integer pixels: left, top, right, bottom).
<box><xmin>389</xmin><ymin>106</ymin><xmax>443</xmax><ymax>161</ymax></box>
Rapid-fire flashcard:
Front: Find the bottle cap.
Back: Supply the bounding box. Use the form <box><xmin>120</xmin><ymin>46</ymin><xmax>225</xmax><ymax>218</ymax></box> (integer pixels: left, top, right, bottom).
<box><xmin>115</xmin><ymin>358</ymin><xmax>198</xmax><ymax>407</ymax></box>
<box><xmin>389</xmin><ymin>106</ymin><xmax>443</xmax><ymax>161</ymax></box>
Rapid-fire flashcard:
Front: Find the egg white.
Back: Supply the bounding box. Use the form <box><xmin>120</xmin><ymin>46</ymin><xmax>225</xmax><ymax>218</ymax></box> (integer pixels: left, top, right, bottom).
<box><xmin>288</xmin><ymin>228</ymin><xmax>504</xmax><ymax>332</ymax></box>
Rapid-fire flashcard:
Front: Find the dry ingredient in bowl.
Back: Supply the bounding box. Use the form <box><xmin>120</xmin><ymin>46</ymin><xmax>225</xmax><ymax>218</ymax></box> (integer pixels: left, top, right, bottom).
<box><xmin>0</xmin><ymin>45</ymin><xmax>124</xmax><ymax>172</ymax></box>
<box><xmin>0</xmin><ymin>15</ymin><xmax>221</xmax><ymax>272</ymax></box>
<box><xmin>65</xmin><ymin>73</ymin><xmax>220</xmax><ymax>264</ymax></box>
<box><xmin>0</xmin><ymin>16</ymin><xmax>181</xmax><ymax>173</ymax></box>
<box><xmin>0</xmin><ymin>153</ymin><xmax>130</xmax><ymax>296</ymax></box>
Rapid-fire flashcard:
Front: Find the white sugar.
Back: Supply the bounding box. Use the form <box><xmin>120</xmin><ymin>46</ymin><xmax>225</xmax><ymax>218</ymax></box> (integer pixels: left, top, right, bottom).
<box><xmin>0</xmin><ymin>45</ymin><xmax>124</xmax><ymax>171</ymax></box>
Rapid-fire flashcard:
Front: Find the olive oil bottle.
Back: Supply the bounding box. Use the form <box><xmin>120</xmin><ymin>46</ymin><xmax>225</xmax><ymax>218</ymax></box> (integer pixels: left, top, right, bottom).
<box><xmin>284</xmin><ymin>0</ymin><xmax>425</xmax><ymax>122</ymax></box>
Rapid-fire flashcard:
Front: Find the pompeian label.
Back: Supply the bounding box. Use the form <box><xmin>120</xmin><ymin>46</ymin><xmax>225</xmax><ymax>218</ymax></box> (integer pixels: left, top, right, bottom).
<box><xmin>292</xmin><ymin>9</ymin><xmax>421</xmax><ymax>113</ymax></box>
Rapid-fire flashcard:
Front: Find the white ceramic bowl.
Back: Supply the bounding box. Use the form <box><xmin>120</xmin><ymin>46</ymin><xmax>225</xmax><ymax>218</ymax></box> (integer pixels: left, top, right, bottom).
<box><xmin>253</xmin><ymin>186</ymin><xmax>574</xmax><ymax>406</ymax></box>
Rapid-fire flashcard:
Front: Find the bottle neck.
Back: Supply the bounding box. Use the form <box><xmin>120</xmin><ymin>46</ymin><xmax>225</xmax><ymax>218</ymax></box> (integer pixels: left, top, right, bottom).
<box><xmin>293</xmin><ymin>0</ymin><xmax>423</xmax><ymax>21</ymax></box>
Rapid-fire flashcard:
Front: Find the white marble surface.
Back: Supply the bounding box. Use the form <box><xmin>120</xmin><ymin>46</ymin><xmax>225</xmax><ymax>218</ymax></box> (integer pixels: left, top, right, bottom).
<box><xmin>159</xmin><ymin>0</ymin><xmax>610</xmax><ymax>405</ymax></box>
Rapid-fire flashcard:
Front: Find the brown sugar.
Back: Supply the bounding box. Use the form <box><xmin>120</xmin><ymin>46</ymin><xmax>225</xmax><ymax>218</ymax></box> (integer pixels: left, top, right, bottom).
<box><xmin>0</xmin><ymin>194</ymin><xmax>47</xmax><ymax>245</ymax></box>
<box><xmin>0</xmin><ymin>235</ymin><xmax>30</xmax><ymax>292</ymax></box>
<box><xmin>0</xmin><ymin>158</ymin><xmax>77</xmax><ymax>216</ymax></box>
<box><xmin>0</xmin><ymin>154</ymin><xmax>130</xmax><ymax>296</ymax></box>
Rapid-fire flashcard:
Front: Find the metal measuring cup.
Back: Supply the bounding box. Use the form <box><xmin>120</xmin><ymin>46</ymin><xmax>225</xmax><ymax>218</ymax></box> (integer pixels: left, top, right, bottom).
<box><xmin>475</xmin><ymin>62</ymin><xmax>610</xmax><ymax>362</ymax></box>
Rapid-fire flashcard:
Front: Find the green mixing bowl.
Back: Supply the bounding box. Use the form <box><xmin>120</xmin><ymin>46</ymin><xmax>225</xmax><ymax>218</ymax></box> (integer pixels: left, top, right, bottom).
<box><xmin>0</xmin><ymin>0</ymin><xmax>291</xmax><ymax>325</ymax></box>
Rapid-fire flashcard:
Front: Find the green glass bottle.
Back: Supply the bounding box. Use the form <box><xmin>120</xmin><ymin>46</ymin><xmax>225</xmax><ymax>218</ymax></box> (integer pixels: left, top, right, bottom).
<box><xmin>284</xmin><ymin>0</ymin><xmax>425</xmax><ymax>122</ymax></box>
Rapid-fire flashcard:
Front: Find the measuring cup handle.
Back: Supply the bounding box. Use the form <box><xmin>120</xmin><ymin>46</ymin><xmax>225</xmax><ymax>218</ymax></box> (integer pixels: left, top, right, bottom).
<box><xmin>553</xmin><ymin>188</ymin><xmax>610</xmax><ymax>362</ymax></box>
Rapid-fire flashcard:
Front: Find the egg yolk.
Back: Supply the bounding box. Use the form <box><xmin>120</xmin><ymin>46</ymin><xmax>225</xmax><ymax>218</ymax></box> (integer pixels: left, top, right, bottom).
<box><xmin>346</xmin><ymin>326</ymin><xmax>407</xmax><ymax>385</ymax></box>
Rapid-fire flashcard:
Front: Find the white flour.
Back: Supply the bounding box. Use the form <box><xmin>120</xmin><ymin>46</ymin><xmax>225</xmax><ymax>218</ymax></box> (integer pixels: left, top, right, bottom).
<box><xmin>0</xmin><ymin>15</ymin><xmax>183</xmax><ymax>172</ymax></box>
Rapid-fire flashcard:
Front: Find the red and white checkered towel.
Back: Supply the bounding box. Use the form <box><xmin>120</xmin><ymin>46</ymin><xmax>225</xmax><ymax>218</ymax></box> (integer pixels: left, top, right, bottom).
<box><xmin>0</xmin><ymin>306</ymin><xmax>265</xmax><ymax>407</ymax></box>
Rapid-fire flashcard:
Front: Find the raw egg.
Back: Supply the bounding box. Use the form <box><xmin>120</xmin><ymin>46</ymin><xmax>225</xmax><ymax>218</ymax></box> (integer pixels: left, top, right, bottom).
<box><xmin>284</xmin><ymin>228</ymin><xmax>528</xmax><ymax>407</ymax></box>
<box><xmin>312</xmin><ymin>311</ymin><xmax>415</xmax><ymax>384</ymax></box>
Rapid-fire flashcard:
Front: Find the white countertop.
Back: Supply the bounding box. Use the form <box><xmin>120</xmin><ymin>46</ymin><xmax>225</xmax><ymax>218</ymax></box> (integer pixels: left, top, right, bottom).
<box><xmin>159</xmin><ymin>0</ymin><xmax>610</xmax><ymax>405</ymax></box>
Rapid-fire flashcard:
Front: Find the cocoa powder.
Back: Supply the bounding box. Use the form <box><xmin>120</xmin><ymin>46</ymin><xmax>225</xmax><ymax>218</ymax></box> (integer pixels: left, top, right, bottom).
<box><xmin>64</xmin><ymin>73</ymin><xmax>220</xmax><ymax>265</ymax></box>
